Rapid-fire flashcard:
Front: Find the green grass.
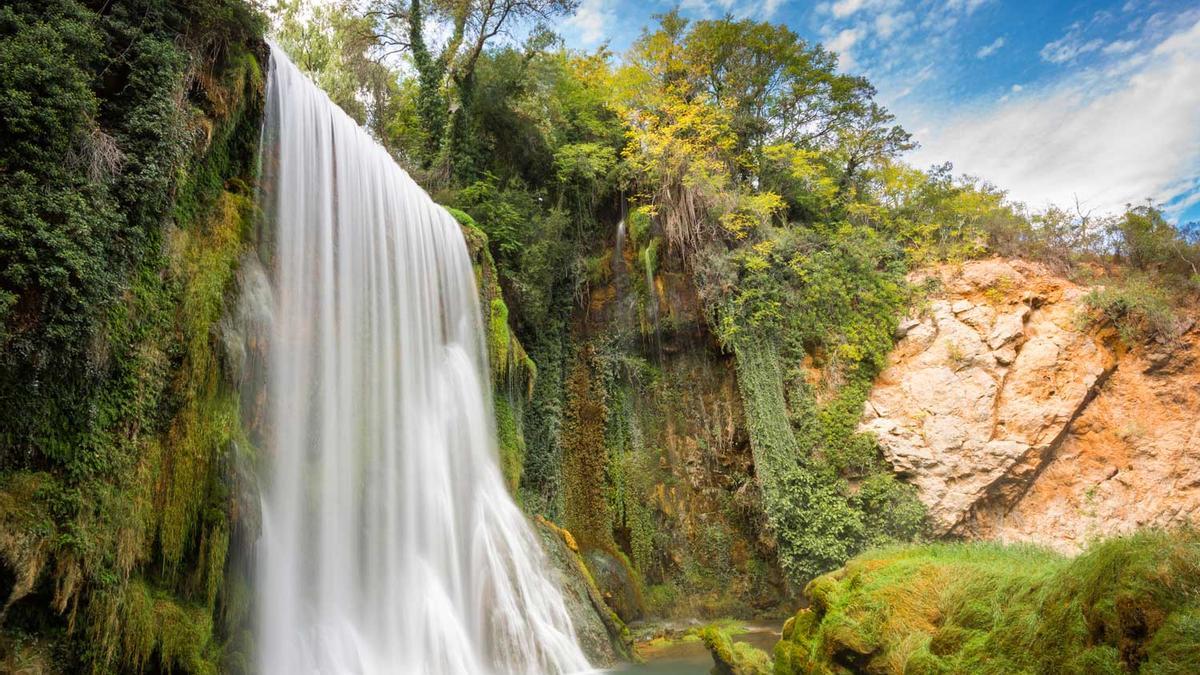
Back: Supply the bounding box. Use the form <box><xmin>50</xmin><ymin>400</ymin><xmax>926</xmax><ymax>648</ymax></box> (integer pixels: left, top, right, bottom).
<box><xmin>775</xmin><ymin>527</ymin><xmax>1200</xmax><ymax>674</ymax></box>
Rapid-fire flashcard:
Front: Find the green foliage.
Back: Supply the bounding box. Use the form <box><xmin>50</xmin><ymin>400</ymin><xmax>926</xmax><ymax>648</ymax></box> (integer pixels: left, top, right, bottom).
<box><xmin>776</xmin><ymin>527</ymin><xmax>1200</xmax><ymax>675</ymax></box>
<box><xmin>1113</xmin><ymin>205</ymin><xmax>1200</xmax><ymax>277</ymax></box>
<box><xmin>494</xmin><ymin>395</ymin><xmax>526</xmax><ymax>493</ymax></box>
<box><xmin>1083</xmin><ymin>275</ymin><xmax>1179</xmax><ymax>345</ymax></box>
<box><xmin>856</xmin><ymin>162</ymin><xmax>1017</xmax><ymax>264</ymax></box>
<box><xmin>269</xmin><ymin>0</ymin><xmax>396</xmax><ymax>131</ymax></box>
<box><xmin>0</xmin><ymin>2</ymin><xmax>265</xmax><ymax>671</ymax></box>
<box><xmin>364</xmin><ymin>0</ymin><xmax>581</xmax><ymax>176</ymax></box>
<box><xmin>456</xmin><ymin>176</ymin><xmax>532</xmax><ymax>261</ymax></box>
<box><xmin>699</xmin><ymin>222</ymin><xmax>925</xmax><ymax>583</ymax></box>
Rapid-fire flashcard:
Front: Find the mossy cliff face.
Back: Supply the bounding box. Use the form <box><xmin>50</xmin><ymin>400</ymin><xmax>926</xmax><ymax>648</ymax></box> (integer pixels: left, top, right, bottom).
<box><xmin>0</xmin><ymin>2</ymin><xmax>266</xmax><ymax>671</ymax></box>
<box><xmin>545</xmin><ymin>237</ymin><xmax>788</xmax><ymax>620</ymax></box>
<box><xmin>774</xmin><ymin>527</ymin><xmax>1200</xmax><ymax>674</ymax></box>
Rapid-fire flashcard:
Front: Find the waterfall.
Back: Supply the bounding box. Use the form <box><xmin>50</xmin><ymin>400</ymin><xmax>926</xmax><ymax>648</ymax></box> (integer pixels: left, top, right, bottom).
<box><xmin>256</xmin><ymin>45</ymin><xmax>591</xmax><ymax>675</ymax></box>
<box><xmin>613</xmin><ymin>219</ymin><xmax>627</xmax><ymax>285</ymax></box>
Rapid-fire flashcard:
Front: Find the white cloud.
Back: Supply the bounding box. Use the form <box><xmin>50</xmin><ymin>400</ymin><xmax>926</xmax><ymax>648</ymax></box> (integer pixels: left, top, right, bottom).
<box><xmin>874</xmin><ymin>12</ymin><xmax>898</xmax><ymax>38</ymax></box>
<box><xmin>923</xmin><ymin>0</ymin><xmax>991</xmax><ymax>33</ymax></box>
<box><xmin>874</xmin><ymin>11</ymin><xmax>914</xmax><ymax>39</ymax></box>
<box><xmin>827</xmin><ymin>26</ymin><xmax>863</xmax><ymax>51</ymax></box>
<box><xmin>831</xmin><ymin>0</ymin><xmax>868</xmax><ymax>19</ymax></box>
<box><xmin>826</xmin><ymin>27</ymin><xmax>864</xmax><ymax>70</ymax></box>
<box><xmin>976</xmin><ymin>36</ymin><xmax>1005</xmax><ymax>58</ymax></box>
<box><xmin>1010</xmin><ymin>84</ymin><xmax>1023</xmax><ymax>93</ymax></box>
<box><xmin>565</xmin><ymin>0</ymin><xmax>614</xmax><ymax>47</ymax></box>
<box><xmin>906</xmin><ymin>18</ymin><xmax>1200</xmax><ymax>216</ymax></box>
<box><xmin>946</xmin><ymin>0</ymin><xmax>990</xmax><ymax>15</ymax></box>
<box><xmin>681</xmin><ymin>0</ymin><xmax>782</xmax><ymax>20</ymax></box>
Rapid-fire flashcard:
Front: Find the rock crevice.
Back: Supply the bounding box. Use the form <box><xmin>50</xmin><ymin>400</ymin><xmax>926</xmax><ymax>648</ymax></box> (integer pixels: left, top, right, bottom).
<box><xmin>863</xmin><ymin>259</ymin><xmax>1200</xmax><ymax>549</ymax></box>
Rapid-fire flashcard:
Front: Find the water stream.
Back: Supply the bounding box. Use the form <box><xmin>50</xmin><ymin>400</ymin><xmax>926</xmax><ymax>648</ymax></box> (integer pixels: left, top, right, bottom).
<box><xmin>255</xmin><ymin>45</ymin><xmax>591</xmax><ymax>675</ymax></box>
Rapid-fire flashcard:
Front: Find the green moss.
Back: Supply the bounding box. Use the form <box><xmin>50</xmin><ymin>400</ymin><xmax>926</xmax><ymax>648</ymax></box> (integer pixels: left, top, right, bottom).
<box><xmin>699</xmin><ymin>623</ymin><xmax>773</xmax><ymax>675</ymax></box>
<box><xmin>775</xmin><ymin>527</ymin><xmax>1200</xmax><ymax>675</ymax></box>
<box><xmin>561</xmin><ymin>347</ymin><xmax>614</xmax><ymax>551</ymax></box>
<box><xmin>0</xmin><ymin>4</ymin><xmax>265</xmax><ymax>669</ymax></box>
<box><xmin>494</xmin><ymin>395</ymin><xmax>526</xmax><ymax>493</ymax></box>
<box><xmin>449</xmin><ymin>203</ymin><xmax>539</xmax><ymax>500</ymax></box>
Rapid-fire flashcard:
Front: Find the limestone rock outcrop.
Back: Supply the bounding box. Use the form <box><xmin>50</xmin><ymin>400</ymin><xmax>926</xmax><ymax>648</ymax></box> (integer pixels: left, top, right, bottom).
<box><xmin>862</xmin><ymin>259</ymin><xmax>1200</xmax><ymax>550</ymax></box>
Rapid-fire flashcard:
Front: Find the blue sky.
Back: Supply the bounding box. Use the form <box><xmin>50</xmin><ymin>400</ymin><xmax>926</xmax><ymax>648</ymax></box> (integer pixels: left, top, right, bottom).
<box><xmin>559</xmin><ymin>0</ymin><xmax>1200</xmax><ymax>222</ymax></box>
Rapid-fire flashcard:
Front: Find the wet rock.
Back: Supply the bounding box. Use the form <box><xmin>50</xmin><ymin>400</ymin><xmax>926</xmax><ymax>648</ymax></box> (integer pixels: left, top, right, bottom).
<box><xmin>535</xmin><ymin>517</ymin><xmax>633</xmax><ymax>666</ymax></box>
<box><xmin>585</xmin><ymin>549</ymin><xmax>644</xmax><ymax>623</ymax></box>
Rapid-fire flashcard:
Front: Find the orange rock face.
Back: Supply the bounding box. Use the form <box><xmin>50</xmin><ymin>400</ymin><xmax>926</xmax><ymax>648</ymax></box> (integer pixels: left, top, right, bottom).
<box><xmin>863</xmin><ymin>258</ymin><xmax>1200</xmax><ymax>550</ymax></box>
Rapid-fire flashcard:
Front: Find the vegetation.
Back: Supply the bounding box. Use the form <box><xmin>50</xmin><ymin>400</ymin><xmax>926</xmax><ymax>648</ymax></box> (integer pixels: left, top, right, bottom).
<box><xmin>699</xmin><ymin>623</ymin><xmax>773</xmax><ymax>675</ymax></box>
<box><xmin>269</xmin><ymin>0</ymin><xmax>1200</xmax><ymax>600</ymax></box>
<box><xmin>1083</xmin><ymin>275</ymin><xmax>1180</xmax><ymax>345</ymax></box>
<box><xmin>3</xmin><ymin>1</ymin><xmax>1199</xmax><ymax>670</ymax></box>
<box><xmin>775</xmin><ymin>527</ymin><xmax>1200</xmax><ymax>674</ymax></box>
<box><xmin>0</xmin><ymin>1</ymin><xmax>264</xmax><ymax>671</ymax></box>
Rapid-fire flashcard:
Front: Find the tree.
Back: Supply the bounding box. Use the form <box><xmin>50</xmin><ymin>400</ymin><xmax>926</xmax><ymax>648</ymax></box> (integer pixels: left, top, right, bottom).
<box><xmin>1113</xmin><ymin>204</ymin><xmax>1200</xmax><ymax>278</ymax></box>
<box><xmin>271</xmin><ymin>0</ymin><xmax>398</xmax><ymax>135</ymax></box>
<box><xmin>682</xmin><ymin>17</ymin><xmax>881</xmax><ymax>160</ymax></box>
<box><xmin>366</xmin><ymin>0</ymin><xmax>579</xmax><ymax>175</ymax></box>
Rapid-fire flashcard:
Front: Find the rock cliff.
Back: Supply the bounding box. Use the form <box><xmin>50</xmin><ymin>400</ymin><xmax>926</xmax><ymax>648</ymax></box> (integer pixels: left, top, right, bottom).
<box><xmin>862</xmin><ymin>259</ymin><xmax>1200</xmax><ymax>550</ymax></box>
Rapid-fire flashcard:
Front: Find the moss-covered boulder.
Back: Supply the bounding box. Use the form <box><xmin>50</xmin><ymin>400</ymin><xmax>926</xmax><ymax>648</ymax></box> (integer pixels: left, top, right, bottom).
<box><xmin>774</xmin><ymin>527</ymin><xmax>1200</xmax><ymax>674</ymax></box>
<box><xmin>585</xmin><ymin>548</ymin><xmax>645</xmax><ymax>623</ymax></box>
<box><xmin>699</xmin><ymin>624</ymin><xmax>772</xmax><ymax>675</ymax></box>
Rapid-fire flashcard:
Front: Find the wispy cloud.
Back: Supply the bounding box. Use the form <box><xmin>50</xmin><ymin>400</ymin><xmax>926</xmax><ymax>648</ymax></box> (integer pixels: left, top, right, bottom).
<box><xmin>1103</xmin><ymin>39</ymin><xmax>1139</xmax><ymax>54</ymax></box>
<box><xmin>830</xmin><ymin>0</ymin><xmax>869</xmax><ymax>19</ymax></box>
<box><xmin>976</xmin><ymin>36</ymin><xmax>1005</xmax><ymax>58</ymax></box>
<box><xmin>945</xmin><ymin>0</ymin><xmax>991</xmax><ymax>14</ymax></box>
<box><xmin>679</xmin><ymin>0</ymin><xmax>784</xmax><ymax>20</ymax></box>
<box><xmin>873</xmin><ymin>11</ymin><xmax>912</xmax><ymax>39</ymax></box>
<box><xmin>909</xmin><ymin>18</ymin><xmax>1200</xmax><ymax>216</ymax></box>
<box><xmin>1041</xmin><ymin>29</ymin><xmax>1104</xmax><ymax>63</ymax></box>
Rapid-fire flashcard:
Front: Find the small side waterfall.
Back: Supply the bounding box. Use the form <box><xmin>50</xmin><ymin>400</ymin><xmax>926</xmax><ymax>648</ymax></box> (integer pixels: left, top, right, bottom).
<box><xmin>256</xmin><ymin>45</ymin><xmax>591</xmax><ymax>674</ymax></box>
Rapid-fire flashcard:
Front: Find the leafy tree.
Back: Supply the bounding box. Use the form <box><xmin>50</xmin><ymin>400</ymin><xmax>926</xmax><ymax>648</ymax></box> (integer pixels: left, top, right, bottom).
<box><xmin>270</xmin><ymin>0</ymin><xmax>402</xmax><ymax>137</ymax></box>
<box><xmin>1113</xmin><ymin>203</ymin><xmax>1200</xmax><ymax>278</ymax></box>
<box><xmin>682</xmin><ymin>17</ymin><xmax>885</xmax><ymax>161</ymax></box>
<box><xmin>366</xmin><ymin>0</ymin><xmax>579</xmax><ymax>175</ymax></box>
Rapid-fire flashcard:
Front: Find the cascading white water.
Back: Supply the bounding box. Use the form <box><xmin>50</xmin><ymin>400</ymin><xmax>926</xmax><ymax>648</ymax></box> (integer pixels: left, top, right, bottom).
<box><xmin>256</xmin><ymin>45</ymin><xmax>591</xmax><ymax>675</ymax></box>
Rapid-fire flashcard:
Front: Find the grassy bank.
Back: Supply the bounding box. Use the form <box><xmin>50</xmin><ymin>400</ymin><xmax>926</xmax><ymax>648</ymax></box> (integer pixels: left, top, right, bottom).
<box><xmin>775</xmin><ymin>528</ymin><xmax>1200</xmax><ymax>674</ymax></box>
